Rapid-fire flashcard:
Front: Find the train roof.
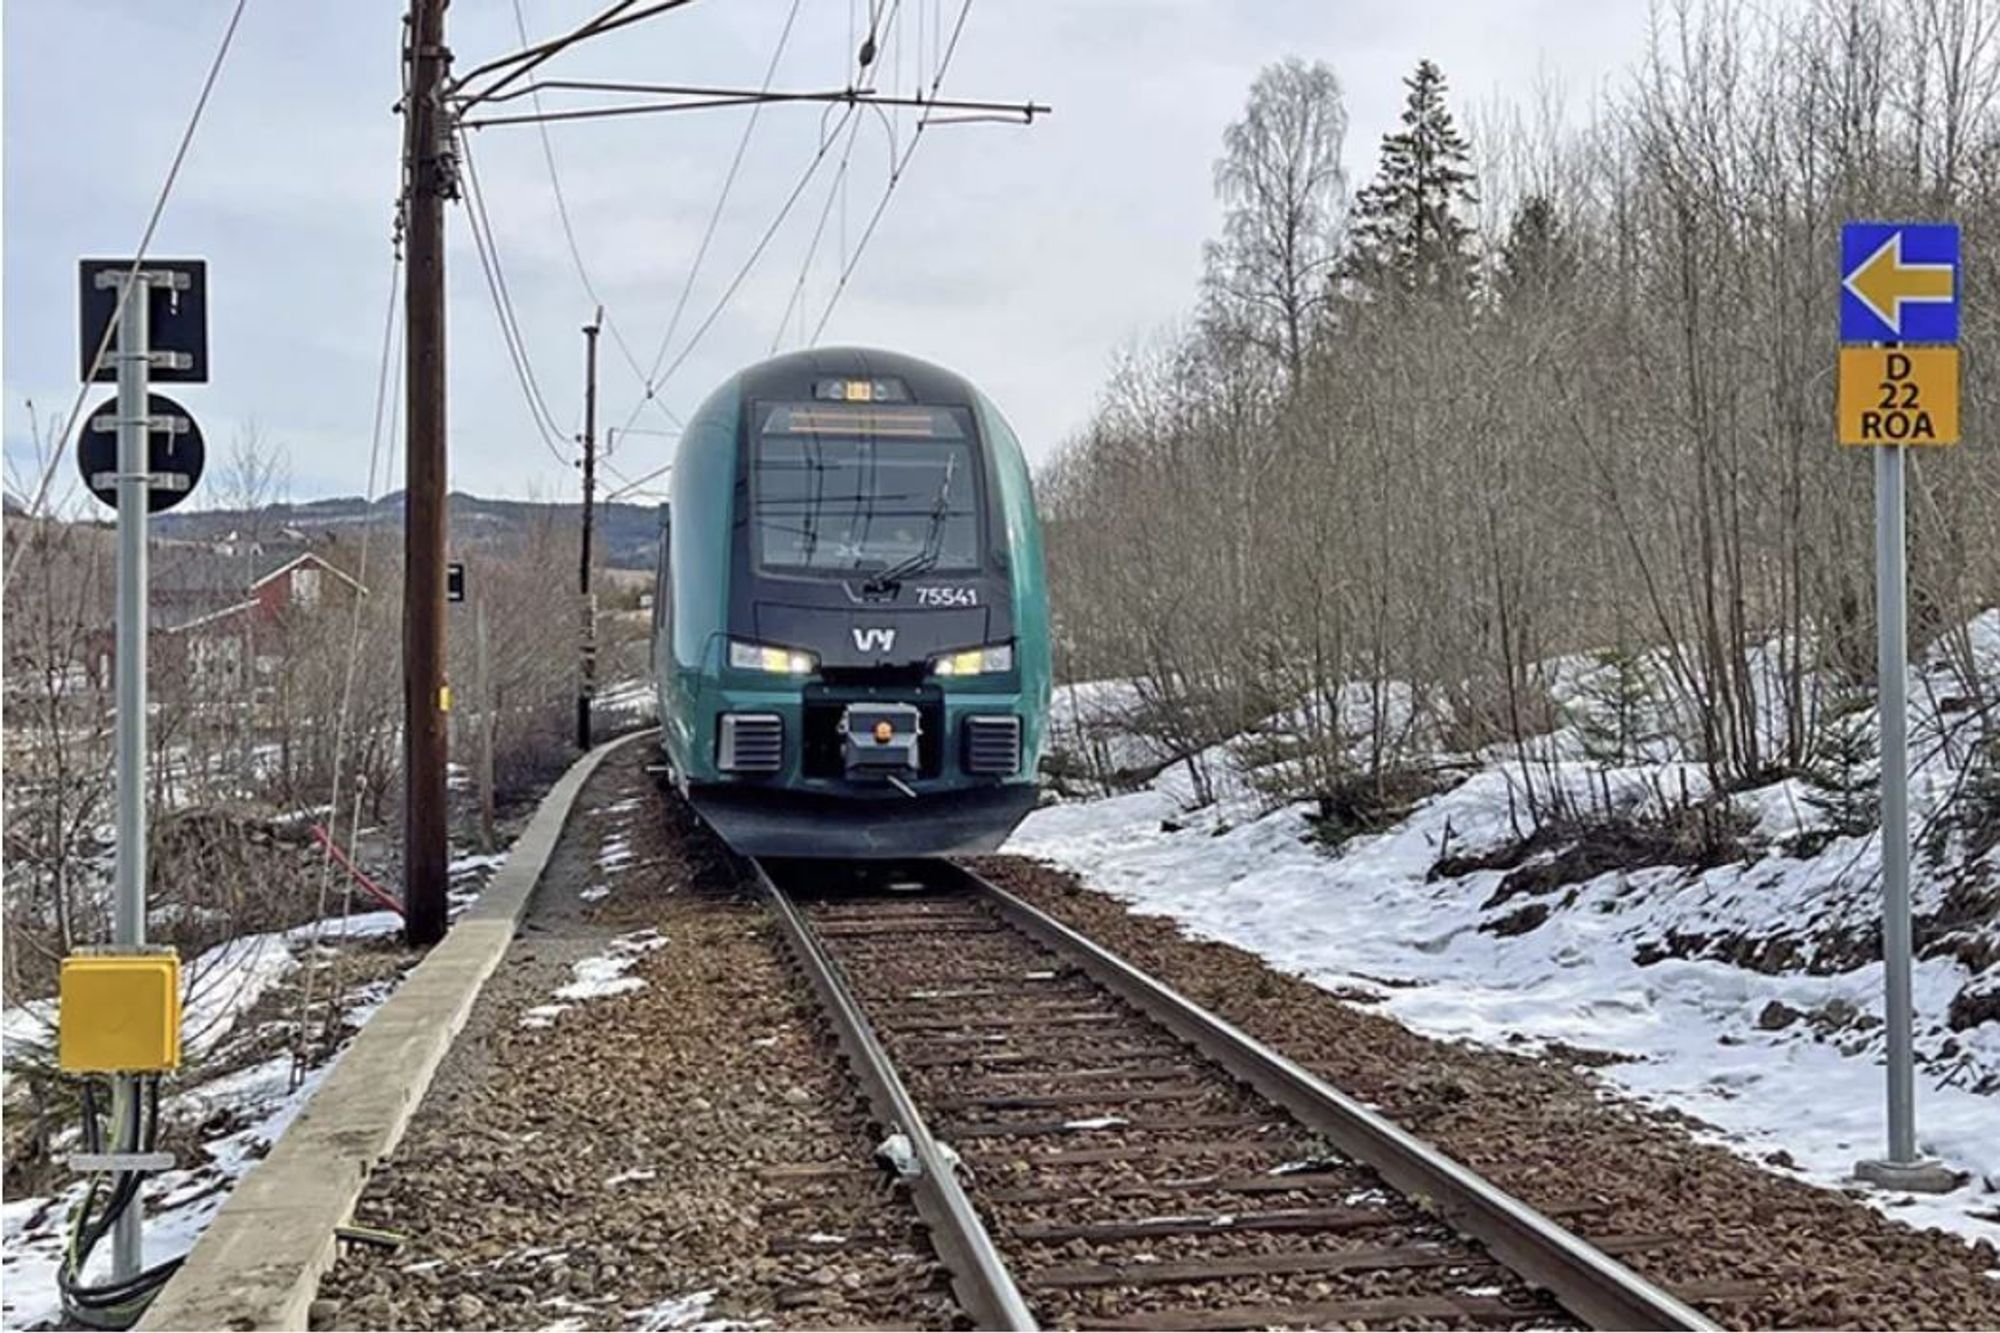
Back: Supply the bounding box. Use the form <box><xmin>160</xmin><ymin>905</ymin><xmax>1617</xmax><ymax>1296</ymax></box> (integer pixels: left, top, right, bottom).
<box><xmin>730</xmin><ymin>346</ymin><xmax>983</xmax><ymax>407</ymax></box>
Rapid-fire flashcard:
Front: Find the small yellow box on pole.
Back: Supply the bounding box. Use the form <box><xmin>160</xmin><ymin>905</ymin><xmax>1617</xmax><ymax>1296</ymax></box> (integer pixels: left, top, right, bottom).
<box><xmin>1838</xmin><ymin>346</ymin><xmax>1960</xmax><ymax>445</ymax></box>
<box><xmin>58</xmin><ymin>953</ymin><xmax>181</xmax><ymax>1073</ymax></box>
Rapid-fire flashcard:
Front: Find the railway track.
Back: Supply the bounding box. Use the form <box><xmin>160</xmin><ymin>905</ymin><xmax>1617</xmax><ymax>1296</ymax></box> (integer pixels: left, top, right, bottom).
<box><xmin>757</xmin><ymin>857</ymin><xmax>1721</xmax><ymax>1332</ymax></box>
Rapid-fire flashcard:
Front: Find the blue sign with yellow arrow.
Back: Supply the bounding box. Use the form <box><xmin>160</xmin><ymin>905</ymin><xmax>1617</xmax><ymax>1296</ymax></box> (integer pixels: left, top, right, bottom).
<box><xmin>1841</xmin><ymin>222</ymin><xmax>1959</xmax><ymax>343</ymax></box>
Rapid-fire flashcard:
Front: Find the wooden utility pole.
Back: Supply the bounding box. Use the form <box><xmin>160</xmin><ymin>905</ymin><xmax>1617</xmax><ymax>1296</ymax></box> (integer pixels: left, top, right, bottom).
<box><xmin>576</xmin><ymin>308</ymin><xmax>601</xmax><ymax>751</ymax></box>
<box><xmin>403</xmin><ymin>0</ymin><xmax>452</xmax><ymax>947</ymax></box>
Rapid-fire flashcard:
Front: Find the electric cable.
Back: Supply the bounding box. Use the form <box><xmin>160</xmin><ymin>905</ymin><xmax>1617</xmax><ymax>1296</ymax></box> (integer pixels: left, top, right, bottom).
<box><xmin>58</xmin><ymin>1075</ymin><xmax>182</xmax><ymax>1328</ymax></box>
<box><xmin>771</xmin><ymin>89</ymin><xmax>868</xmax><ymax>351</ymax></box>
<box><xmin>9</xmin><ymin>0</ymin><xmax>251</xmax><ymax>576</ymax></box>
<box><xmin>457</xmin><ymin>129</ymin><xmax>576</xmax><ymax>466</ymax></box>
<box><xmin>611</xmin><ymin>98</ymin><xmax>858</xmax><ymax>443</ymax></box>
<box><xmin>808</xmin><ymin>0</ymin><xmax>975</xmax><ymax>343</ymax></box>
<box><xmin>453</xmin><ymin>0</ymin><xmax>702</xmax><ymax>108</ymax></box>
<box><xmin>288</xmin><ymin>218</ymin><xmax>407</xmax><ymax>1090</ymax></box>
<box><xmin>627</xmin><ymin>0</ymin><xmax>806</xmax><ymax>405</ymax></box>
<box><xmin>508</xmin><ymin>0</ymin><xmax>685</xmax><ymax>436</ymax></box>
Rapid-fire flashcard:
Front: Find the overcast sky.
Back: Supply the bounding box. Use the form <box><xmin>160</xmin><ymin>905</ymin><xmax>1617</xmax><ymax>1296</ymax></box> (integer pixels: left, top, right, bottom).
<box><xmin>4</xmin><ymin>1</ymin><xmax>1661</xmax><ymax>511</ymax></box>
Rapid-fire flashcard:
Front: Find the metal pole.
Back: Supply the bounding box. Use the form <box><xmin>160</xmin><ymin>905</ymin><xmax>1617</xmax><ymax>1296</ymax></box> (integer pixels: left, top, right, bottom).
<box><xmin>1875</xmin><ymin>440</ymin><xmax>1916</xmax><ymax>1164</ymax></box>
<box><xmin>476</xmin><ymin>596</ymin><xmax>495</xmax><ymax>855</ymax></box>
<box><xmin>111</xmin><ymin>271</ymin><xmax>151</xmax><ymax>1281</ymax></box>
<box><xmin>576</xmin><ymin>310</ymin><xmax>601</xmax><ymax>750</ymax></box>
<box><xmin>402</xmin><ymin>0</ymin><xmax>451</xmax><ymax>947</ymax></box>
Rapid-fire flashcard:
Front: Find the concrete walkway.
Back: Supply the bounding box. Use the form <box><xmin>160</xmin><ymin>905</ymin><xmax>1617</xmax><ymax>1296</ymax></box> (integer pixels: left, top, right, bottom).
<box><xmin>140</xmin><ymin>730</ymin><xmax>654</xmax><ymax>1333</ymax></box>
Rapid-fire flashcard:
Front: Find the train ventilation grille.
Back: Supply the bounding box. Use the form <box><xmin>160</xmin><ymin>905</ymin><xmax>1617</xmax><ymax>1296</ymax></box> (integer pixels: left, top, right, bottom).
<box><xmin>719</xmin><ymin>713</ymin><xmax>784</xmax><ymax>774</ymax></box>
<box><xmin>963</xmin><ymin>715</ymin><xmax>1021</xmax><ymax>775</ymax></box>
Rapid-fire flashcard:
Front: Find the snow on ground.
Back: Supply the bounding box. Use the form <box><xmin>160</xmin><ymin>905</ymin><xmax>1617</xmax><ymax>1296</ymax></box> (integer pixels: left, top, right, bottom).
<box><xmin>519</xmin><ymin>929</ymin><xmax>668</xmax><ymax>1029</ymax></box>
<box><xmin>1010</xmin><ymin>641</ymin><xmax>2000</xmax><ymax>1250</ymax></box>
<box><xmin>0</xmin><ymin>850</ymin><xmax>506</xmax><ymax>1331</ymax></box>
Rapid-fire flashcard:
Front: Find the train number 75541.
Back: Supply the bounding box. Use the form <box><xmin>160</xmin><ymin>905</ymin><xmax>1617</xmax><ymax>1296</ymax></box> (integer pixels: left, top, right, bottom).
<box><xmin>915</xmin><ymin>585</ymin><xmax>978</xmax><ymax>608</ymax></box>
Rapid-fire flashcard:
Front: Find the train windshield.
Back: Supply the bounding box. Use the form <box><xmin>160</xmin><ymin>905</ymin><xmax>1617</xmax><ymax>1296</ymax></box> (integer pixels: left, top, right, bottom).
<box><xmin>752</xmin><ymin>404</ymin><xmax>981</xmax><ymax>576</ymax></box>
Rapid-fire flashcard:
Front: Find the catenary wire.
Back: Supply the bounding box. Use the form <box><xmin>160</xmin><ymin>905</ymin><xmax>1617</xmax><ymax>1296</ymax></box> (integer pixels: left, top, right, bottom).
<box><xmin>507</xmin><ymin>0</ymin><xmax>684</xmax><ymax>437</ymax></box>
<box><xmin>625</xmin><ymin>0</ymin><xmax>806</xmax><ymax>409</ymax></box>
<box><xmin>808</xmin><ymin>0</ymin><xmax>975</xmax><ymax>343</ymax></box>
<box><xmin>457</xmin><ymin>129</ymin><xmax>577</xmax><ymax>466</ymax></box>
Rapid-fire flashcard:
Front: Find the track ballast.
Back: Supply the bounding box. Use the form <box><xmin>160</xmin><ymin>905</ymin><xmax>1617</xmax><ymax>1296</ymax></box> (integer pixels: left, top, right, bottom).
<box><xmin>757</xmin><ymin>858</ymin><xmax>1717</xmax><ymax>1332</ymax></box>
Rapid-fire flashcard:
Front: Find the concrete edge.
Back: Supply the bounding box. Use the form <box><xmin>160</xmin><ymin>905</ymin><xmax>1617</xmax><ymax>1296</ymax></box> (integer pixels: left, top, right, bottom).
<box><xmin>140</xmin><ymin>728</ymin><xmax>657</xmax><ymax>1332</ymax></box>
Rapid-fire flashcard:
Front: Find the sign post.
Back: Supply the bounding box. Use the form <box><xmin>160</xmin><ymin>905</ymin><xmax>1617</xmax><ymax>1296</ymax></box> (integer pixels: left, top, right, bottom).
<box><xmin>75</xmin><ymin>260</ymin><xmax>210</xmax><ymax>1284</ymax></box>
<box><xmin>1838</xmin><ymin>222</ymin><xmax>1959</xmax><ymax>1194</ymax></box>
<box><xmin>110</xmin><ymin>266</ymin><xmax>150</xmax><ymax>1284</ymax></box>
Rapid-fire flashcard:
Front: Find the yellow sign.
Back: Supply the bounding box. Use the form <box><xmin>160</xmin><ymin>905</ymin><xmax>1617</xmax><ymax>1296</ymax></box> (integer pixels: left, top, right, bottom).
<box><xmin>1838</xmin><ymin>347</ymin><xmax>1960</xmax><ymax>446</ymax></box>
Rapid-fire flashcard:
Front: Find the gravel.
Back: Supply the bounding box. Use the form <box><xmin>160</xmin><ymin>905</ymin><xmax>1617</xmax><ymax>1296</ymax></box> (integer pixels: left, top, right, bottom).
<box><xmin>313</xmin><ymin>748</ymin><xmax>953</xmax><ymax>1330</ymax></box>
<box><xmin>800</xmin><ymin>890</ymin><xmax>1565</xmax><ymax>1331</ymax></box>
<box><xmin>968</xmin><ymin>853</ymin><xmax>2000</xmax><ymax>1330</ymax></box>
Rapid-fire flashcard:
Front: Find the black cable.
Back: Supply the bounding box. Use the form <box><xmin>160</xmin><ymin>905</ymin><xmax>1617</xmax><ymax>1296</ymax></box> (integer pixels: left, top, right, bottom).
<box><xmin>59</xmin><ymin>1076</ymin><xmax>185</xmax><ymax>1328</ymax></box>
<box><xmin>809</xmin><ymin>0</ymin><xmax>975</xmax><ymax>342</ymax></box>
<box><xmin>630</xmin><ymin>0</ymin><xmax>806</xmax><ymax>397</ymax></box>
<box><xmin>506</xmin><ymin>0</ymin><xmax>685</xmax><ymax>437</ymax></box>
<box><xmin>10</xmin><ymin>0</ymin><xmax>251</xmax><ymax>549</ymax></box>
<box><xmin>456</xmin><ymin>130</ymin><xmax>576</xmax><ymax>466</ymax></box>
<box><xmin>453</xmin><ymin>0</ymin><xmax>703</xmax><ymax>108</ymax></box>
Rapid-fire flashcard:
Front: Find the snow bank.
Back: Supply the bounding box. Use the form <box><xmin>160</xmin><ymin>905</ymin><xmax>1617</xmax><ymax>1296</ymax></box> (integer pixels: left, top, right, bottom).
<box><xmin>1012</xmin><ymin>635</ymin><xmax>2000</xmax><ymax>1249</ymax></box>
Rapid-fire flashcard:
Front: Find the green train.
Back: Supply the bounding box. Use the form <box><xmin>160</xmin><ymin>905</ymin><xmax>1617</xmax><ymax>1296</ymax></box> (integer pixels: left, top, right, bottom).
<box><xmin>649</xmin><ymin>347</ymin><xmax>1052</xmax><ymax>858</ymax></box>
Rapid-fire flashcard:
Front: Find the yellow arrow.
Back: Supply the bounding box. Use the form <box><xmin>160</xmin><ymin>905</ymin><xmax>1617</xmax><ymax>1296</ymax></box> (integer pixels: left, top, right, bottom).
<box><xmin>1845</xmin><ymin>232</ymin><xmax>1954</xmax><ymax>334</ymax></box>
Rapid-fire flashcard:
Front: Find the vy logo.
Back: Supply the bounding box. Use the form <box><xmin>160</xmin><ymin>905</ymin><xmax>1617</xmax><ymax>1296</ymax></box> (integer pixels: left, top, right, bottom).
<box><xmin>852</xmin><ymin>626</ymin><xmax>897</xmax><ymax>653</ymax></box>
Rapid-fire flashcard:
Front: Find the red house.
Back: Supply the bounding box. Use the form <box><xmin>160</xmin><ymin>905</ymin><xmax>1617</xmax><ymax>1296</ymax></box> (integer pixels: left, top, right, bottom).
<box><xmin>90</xmin><ymin>543</ymin><xmax>367</xmax><ymax>690</ymax></box>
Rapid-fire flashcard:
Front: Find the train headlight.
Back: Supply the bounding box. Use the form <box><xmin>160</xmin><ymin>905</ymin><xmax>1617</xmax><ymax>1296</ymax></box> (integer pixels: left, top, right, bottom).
<box><xmin>728</xmin><ymin>639</ymin><xmax>818</xmax><ymax>675</ymax></box>
<box><xmin>930</xmin><ymin>642</ymin><xmax>1014</xmax><ymax>677</ymax></box>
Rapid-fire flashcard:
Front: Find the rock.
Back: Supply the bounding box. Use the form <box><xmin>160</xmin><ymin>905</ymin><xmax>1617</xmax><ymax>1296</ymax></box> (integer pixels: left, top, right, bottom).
<box><xmin>449</xmin><ymin>1292</ymin><xmax>487</xmax><ymax>1325</ymax></box>
<box><xmin>1757</xmin><ymin>1000</ymin><xmax>1804</xmax><ymax>1030</ymax></box>
<box><xmin>308</xmin><ymin>1299</ymin><xmax>341</xmax><ymax>1326</ymax></box>
<box><xmin>782</xmin><ymin>1085</ymin><xmax>812</xmax><ymax>1105</ymax></box>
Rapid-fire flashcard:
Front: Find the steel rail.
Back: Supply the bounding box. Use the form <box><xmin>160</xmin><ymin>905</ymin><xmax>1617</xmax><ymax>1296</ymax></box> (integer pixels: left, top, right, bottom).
<box><xmin>754</xmin><ymin>861</ymin><xmax>1037</xmax><ymax>1331</ymax></box>
<box><xmin>943</xmin><ymin>864</ymin><xmax>1720</xmax><ymax>1333</ymax></box>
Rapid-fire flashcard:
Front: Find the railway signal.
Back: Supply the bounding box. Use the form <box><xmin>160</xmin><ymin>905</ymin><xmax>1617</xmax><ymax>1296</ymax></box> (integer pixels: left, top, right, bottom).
<box><xmin>61</xmin><ymin>258</ymin><xmax>209</xmax><ymax>1299</ymax></box>
<box><xmin>1838</xmin><ymin>221</ymin><xmax>1960</xmax><ymax>1195</ymax></box>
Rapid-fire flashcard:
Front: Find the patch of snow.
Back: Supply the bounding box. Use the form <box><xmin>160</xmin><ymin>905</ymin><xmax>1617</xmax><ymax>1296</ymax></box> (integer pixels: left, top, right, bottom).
<box><xmin>521</xmin><ymin>930</ymin><xmax>669</xmax><ymax>1029</ymax></box>
<box><xmin>1008</xmin><ymin>646</ymin><xmax>2000</xmax><ymax>1250</ymax></box>
<box><xmin>554</xmin><ymin>929</ymin><xmax>666</xmax><ymax>1003</ymax></box>
<box><xmin>451</xmin><ymin>851</ymin><xmax>508</xmax><ymax>877</ymax></box>
<box><xmin>628</xmin><ymin>1289</ymin><xmax>718</xmax><ymax>1331</ymax></box>
<box><xmin>605</xmin><ymin>1167</ymin><xmax>657</xmax><ymax>1186</ymax></box>
<box><xmin>520</xmin><ymin>1004</ymin><xmax>567</xmax><ymax>1030</ymax></box>
<box><xmin>598</xmin><ymin>836</ymin><xmax>634</xmax><ymax>871</ymax></box>
<box><xmin>1061</xmin><ymin>1115</ymin><xmax>1129</xmax><ymax>1131</ymax></box>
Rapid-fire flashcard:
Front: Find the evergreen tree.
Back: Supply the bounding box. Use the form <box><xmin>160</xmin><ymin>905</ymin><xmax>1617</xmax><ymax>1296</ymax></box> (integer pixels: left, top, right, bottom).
<box><xmin>1804</xmin><ymin>687</ymin><xmax>1880</xmax><ymax>837</ymax></box>
<box><xmin>1344</xmin><ymin>60</ymin><xmax>1478</xmax><ymax>300</ymax></box>
<box><xmin>1497</xmin><ymin>193</ymin><xmax>1574</xmax><ymax>307</ymax></box>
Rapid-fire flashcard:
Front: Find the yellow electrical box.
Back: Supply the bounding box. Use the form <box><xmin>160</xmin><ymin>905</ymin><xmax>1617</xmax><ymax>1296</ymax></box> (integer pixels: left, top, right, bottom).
<box><xmin>58</xmin><ymin>953</ymin><xmax>182</xmax><ymax>1073</ymax></box>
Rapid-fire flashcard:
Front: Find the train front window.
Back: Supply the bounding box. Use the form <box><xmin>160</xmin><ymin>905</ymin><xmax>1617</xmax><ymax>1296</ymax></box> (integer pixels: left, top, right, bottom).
<box><xmin>752</xmin><ymin>404</ymin><xmax>981</xmax><ymax>576</ymax></box>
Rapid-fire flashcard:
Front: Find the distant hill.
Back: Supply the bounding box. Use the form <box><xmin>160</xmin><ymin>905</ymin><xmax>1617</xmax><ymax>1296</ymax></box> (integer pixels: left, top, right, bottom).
<box><xmin>153</xmin><ymin>492</ymin><xmax>665</xmax><ymax>570</ymax></box>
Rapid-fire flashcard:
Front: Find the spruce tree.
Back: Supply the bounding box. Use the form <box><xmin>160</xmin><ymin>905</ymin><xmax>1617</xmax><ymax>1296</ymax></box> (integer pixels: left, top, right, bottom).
<box><xmin>1344</xmin><ymin>60</ymin><xmax>1479</xmax><ymax>300</ymax></box>
<box><xmin>1497</xmin><ymin>193</ymin><xmax>1573</xmax><ymax>307</ymax></box>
